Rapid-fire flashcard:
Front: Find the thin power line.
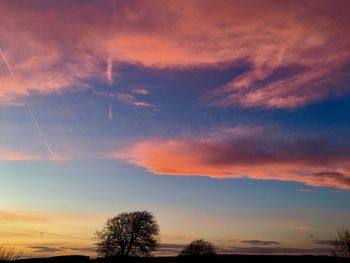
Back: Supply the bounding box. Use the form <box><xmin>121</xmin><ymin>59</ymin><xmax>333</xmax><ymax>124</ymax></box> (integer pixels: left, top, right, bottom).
<box><xmin>11</xmin><ymin>226</ymin><xmax>93</xmax><ymax>241</ymax></box>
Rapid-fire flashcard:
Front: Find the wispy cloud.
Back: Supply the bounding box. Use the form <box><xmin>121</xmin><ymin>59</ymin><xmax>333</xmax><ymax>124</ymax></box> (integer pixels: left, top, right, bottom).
<box><xmin>312</xmin><ymin>240</ymin><xmax>335</xmax><ymax>246</ymax></box>
<box><xmin>220</xmin><ymin>246</ymin><xmax>332</xmax><ymax>255</ymax></box>
<box><xmin>60</xmin><ymin>247</ymin><xmax>96</xmax><ymax>253</ymax></box>
<box><xmin>156</xmin><ymin>243</ymin><xmax>332</xmax><ymax>256</ymax></box>
<box><xmin>155</xmin><ymin>243</ymin><xmax>184</xmax><ymax>255</ymax></box>
<box><xmin>0</xmin><ymin>211</ymin><xmax>48</xmax><ymax>223</ymax></box>
<box><xmin>132</xmin><ymin>88</ymin><xmax>149</xmax><ymax>95</ymax></box>
<box><xmin>241</xmin><ymin>240</ymin><xmax>281</xmax><ymax>246</ymax></box>
<box><xmin>0</xmin><ymin>210</ymin><xmax>106</xmax><ymax>224</ymax></box>
<box><xmin>29</xmin><ymin>246</ymin><xmax>65</xmax><ymax>253</ymax></box>
<box><xmin>0</xmin><ymin>1</ymin><xmax>349</xmax><ymax>108</ymax></box>
<box><xmin>0</xmin><ymin>148</ymin><xmax>39</xmax><ymax>161</ymax></box>
<box><xmin>95</xmin><ymin>91</ymin><xmax>158</xmax><ymax>110</ymax></box>
<box><xmin>132</xmin><ymin>101</ymin><xmax>158</xmax><ymax>109</ymax></box>
<box><xmin>113</xmin><ymin>126</ymin><xmax>350</xmax><ymax>189</ymax></box>
<box><xmin>298</xmin><ymin>189</ymin><xmax>315</xmax><ymax>193</ymax></box>
<box><xmin>106</xmin><ymin>57</ymin><xmax>113</xmax><ymax>86</ymax></box>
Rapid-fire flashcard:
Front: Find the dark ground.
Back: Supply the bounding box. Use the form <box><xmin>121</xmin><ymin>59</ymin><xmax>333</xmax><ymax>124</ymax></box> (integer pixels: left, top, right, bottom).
<box><xmin>8</xmin><ymin>255</ymin><xmax>350</xmax><ymax>263</ymax></box>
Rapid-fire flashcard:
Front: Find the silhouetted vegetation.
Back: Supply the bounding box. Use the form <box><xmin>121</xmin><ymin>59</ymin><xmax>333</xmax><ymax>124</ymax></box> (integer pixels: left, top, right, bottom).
<box><xmin>332</xmin><ymin>228</ymin><xmax>350</xmax><ymax>257</ymax></box>
<box><xmin>12</xmin><ymin>254</ymin><xmax>350</xmax><ymax>263</ymax></box>
<box><xmin>96</xmin><ymin>211</ymin><xmax>159</xmax><ymax>257</ymax></box>
<box><xmin>179</xmin><ymin>239</ymin><xmax>216</xmax><ymax>256</ymax></box>
<box><xmin>0</xmin><ymin>243</ymin><xmax>21</xmax><ymax>261</ymax></box>
<box><xmin>2</xmin><ymin>213</ymin><xmax>349</xmax><ymax>263</ymax></box>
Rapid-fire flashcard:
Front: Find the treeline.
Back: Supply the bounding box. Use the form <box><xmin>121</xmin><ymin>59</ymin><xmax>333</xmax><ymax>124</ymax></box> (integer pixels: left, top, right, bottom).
<box><xmin>13</xmin><ymin>255</ymin><xmax>350</xmax><ymax>263</ymax></box>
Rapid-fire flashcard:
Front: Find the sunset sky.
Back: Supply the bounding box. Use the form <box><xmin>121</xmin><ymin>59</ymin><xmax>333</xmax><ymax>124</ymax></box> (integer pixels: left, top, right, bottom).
<box><xmin>1</xmin><ymin>0</ymin><xmax>350</xmax><ymax>258</ymax></box>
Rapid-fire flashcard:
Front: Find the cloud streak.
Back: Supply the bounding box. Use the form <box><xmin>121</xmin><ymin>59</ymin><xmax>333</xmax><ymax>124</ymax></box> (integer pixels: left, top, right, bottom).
<box><xmin>29</xmin><ymin>246</ymin><xmax>65</xmax><ymax>253</ymax></box>
<box><xmin>241</xmin><ymin>240</ymin><xmax>281</xmax><ymax>246</ymax></box>
<box><xmin>106</xmin><ymin>57</ymin><xmax>113</xmax><ymax>86</ymax></box>
<box><xmin>298</xmin><ymin>189</ymin><xmax>315</xmax><ymax>193</ymax></box>
<box><xmin>220</xmin><ymin>246</ymin><xmax>332</xmax><ymax>255</ymax></box>
<box><xmin>132</xmin><ymin>88</ymin><xmax>149</xmax><ymax>95</ymax></box>
<box><xmin>156</xmin><ymin>243</ymin><xmax>332</xmax><ymax>256</ymax></box>
<box><xmin>0</xmin><ymin>211</ymin><xmax>48</xmax><ymax>223</ymax></box>
<box><xmin>0</xmin><ymin>148</ymin><xmax>39</xmax><ymax>161</ymax></box>
<box><xmin>114</xmin><ymin>127</ymin><xmax>350</xmax><ymax>189</ymax></box>
<box><xmin>95</xmin><ymin>91</ymin><xmax>158</xmax><ymax>110</ymax></box>
<box><xmin>312</xmin><ymin>240</ymin><xmax>335</xmax><ymax>246</ymax></box>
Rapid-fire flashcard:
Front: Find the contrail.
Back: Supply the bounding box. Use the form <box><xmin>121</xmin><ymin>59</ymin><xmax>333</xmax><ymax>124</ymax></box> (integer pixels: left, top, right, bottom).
<box><xmin>106</xmin><ymin>56</ymin><xmax>114</xmax><ymax>121</ymax></box>
<box><xmin>0</xmin><ymin>47</ymin><xmax>54</xmax><ymax>156</ymax></box>
<box><xmin>29</xmin><ymin>109</ymin><xmax>54</xmax><ymax>156</ymax></box>
<box><xmin>108</xmin><ymin>103</ymin><xmax>113</xmax><ymax>121</ymax></box>
<box><xmin>0</xmin><ymin>48</ymin><xmax>18</xmax><ymax>83</ymax></box>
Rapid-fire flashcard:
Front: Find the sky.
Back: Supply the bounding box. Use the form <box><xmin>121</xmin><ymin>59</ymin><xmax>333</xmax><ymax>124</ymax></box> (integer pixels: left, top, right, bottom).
<box><xmin>0</xmin><ymin>0</ymin><xmax>350</xmax><ymax>258</ymax></box>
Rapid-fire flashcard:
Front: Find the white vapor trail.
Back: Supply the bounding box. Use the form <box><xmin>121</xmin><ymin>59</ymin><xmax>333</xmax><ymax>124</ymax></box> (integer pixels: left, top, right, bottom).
<box><xmin>0</xmin><ymin>47</ymin><xmax>54</xmax><ymax>156</ymax></box>
<box><xmin>29</xmin><ymin>110</ymin><xmax>54</xmax><ymax>156</ymax></box>
<box><xmin>0</xmin><ymin>48</ymin><xmax>18</xmax><ymax>83</ymax></box>
<box><xmin>108</xmin><ymin>103</ymin><xmax>113</xmax><ymax>121</ymax></box>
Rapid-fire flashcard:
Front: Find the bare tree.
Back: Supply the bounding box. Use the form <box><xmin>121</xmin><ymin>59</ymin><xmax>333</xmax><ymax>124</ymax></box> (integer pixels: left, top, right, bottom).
<box><xmin>0</xmin><ymin>243</ymin><xmax>22</xmax><ymax>261</ymax></box>
<box><xmin>180</xmin><ymin>239</ymin><xmax>217</xmax><ymax>256</ymax></box>
<box><xmin>96</xmin><ymin>211</ymin><xmax>159</xmax><ymax>257</ymax></box>
<box><xmin>332</xmin><ymin>228</ymin><xmax>350</xmax><ymax>257</ymax></box>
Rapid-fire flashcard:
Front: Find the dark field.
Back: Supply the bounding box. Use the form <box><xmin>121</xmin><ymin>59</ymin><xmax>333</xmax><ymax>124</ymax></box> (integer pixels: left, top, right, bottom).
<box><xmin>10</xmin><ymin>255</ymin><xmax>350</xmax><ymax>263</ymax></box>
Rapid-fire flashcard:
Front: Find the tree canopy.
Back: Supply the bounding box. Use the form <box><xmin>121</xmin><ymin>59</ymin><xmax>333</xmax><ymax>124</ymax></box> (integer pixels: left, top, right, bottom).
<box><xmin>332</xmin><ymin>228</ymin><xmax>350</xmax><ymax>257</ymax></box>
<box><xmin>180</xmin><ymin>239</ymin><xmax>217</xmax><ymax>256</ymax></box>
<box><xmin>96</xmin><ymin>211</ymin><xmax>159</xmax><ymax>257</ymax></box>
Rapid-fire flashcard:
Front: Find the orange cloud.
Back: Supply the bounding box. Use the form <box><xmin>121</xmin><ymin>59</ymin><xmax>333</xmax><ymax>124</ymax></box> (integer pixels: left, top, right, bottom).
<box><xmin>0</xmin><ymin>210</ymin><xmax>101</xmax><ymax>257</ymax></box>
<box><xmin>113</xmin><ymin>128</ymin><xmax>350</xmax><ymax>189</ymax></box>
<box><xmin>0</xmin><ymin>1</ymin><xmax>349</xmax><ymax>107</ymax></box>
<box><xmin>0</xmin><ymin>211</ymin><xmax>48</xmax><ymax>223</ymax></box>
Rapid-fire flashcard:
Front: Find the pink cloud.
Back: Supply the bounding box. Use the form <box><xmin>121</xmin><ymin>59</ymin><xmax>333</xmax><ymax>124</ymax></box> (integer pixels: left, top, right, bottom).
<box><xmin>113</xmin><ymin>128</ymin><xmax>350</xmax><ymax>189</ymax></box>
<box><xmin>132</xmin><ymin>101</ymin><xmax>157</xmax><ymax>109</ymax></box>
<box><xmin>132</xmin><ymin>88</ymin><xmax>149</xmax><ymax>95</ymax></box>
<box><xmin>0</xmin><ymin>1</ymin><xmax>349</xmax><ymax>107</ymax></box>
<box><xmin>106</xmin><ymin>57</ymin><xmax>113</xmax><ymax>86</ymax></box>
<box><xmin>0</xmin><ymin>148</ymin><xmax>39</xmax><ymax>161</ymax></box>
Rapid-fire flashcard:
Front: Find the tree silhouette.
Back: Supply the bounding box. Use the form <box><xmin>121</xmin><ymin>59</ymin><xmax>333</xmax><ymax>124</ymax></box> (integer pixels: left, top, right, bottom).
<box><xmin>96</xmin><ymin>211</ymin><xmax>159</xmax><ymax>257</ymax></box>
<box><xmin>332</xmin><ymin>228</ymin><xmax>350</xmax><ymax>257</ymax></box>
<box><xmin>180</xmin><ymin>239</ymin><xmax>217</xmax><ymax>256</ymax></box>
